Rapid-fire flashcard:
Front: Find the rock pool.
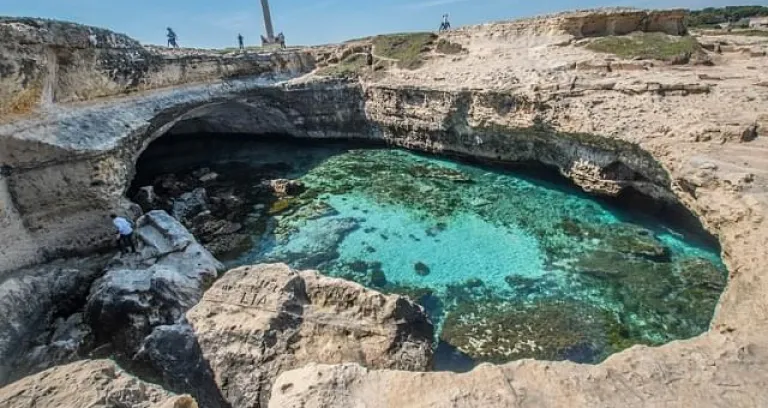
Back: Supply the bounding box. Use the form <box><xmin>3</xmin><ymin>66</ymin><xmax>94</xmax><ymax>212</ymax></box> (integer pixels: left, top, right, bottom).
<box><xmin>134</xmin><ymin>136</ymin><xmax>727</xmax><ymax>370</ymax></box>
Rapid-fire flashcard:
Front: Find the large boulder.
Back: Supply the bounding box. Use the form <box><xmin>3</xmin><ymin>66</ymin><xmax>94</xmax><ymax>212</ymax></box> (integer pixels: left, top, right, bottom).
<box><xmin>85</xmin><ymin>210</ymin><xmax>222</xmax><ymax>355</ymax></box>
<box><xmin>0</xmin><ymin>359</ymin><xmax>197</xmax><ymax>408</ymax></box>
<box><xmin>0</xmin><ymin>255</ymin><xmax>110</xmax><ymax>385</ymax></box>
<box><xmin>137</xmin><ymin>263</ymin><xmax>434</xmax><ymax>408</ymax></box>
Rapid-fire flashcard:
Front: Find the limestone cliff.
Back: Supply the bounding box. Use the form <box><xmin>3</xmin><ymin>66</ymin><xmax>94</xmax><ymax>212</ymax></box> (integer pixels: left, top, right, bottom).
<box><xmin>1</xmin><ymin>8</ymin><xmax>768</xmax><ymax>408</ymax></box>
<box><xmin>0</xmin><ymin>17</ymin><xmax>314</xmax><ymax>118</ymax></box>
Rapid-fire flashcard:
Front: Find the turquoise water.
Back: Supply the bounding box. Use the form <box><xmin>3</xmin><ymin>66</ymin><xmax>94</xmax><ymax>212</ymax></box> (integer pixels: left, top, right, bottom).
<box><xmin>230</xmin><ymin>147</ymin><xmax>727</xmax><ymax>367</ymax></box>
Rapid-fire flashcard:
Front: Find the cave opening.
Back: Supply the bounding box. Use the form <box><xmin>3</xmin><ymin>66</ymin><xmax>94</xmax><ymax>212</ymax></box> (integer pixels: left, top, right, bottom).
<box><xmin>130</xmin><ymin>130</ymin><xmax>727</xmax><ymax>371</ymax></box>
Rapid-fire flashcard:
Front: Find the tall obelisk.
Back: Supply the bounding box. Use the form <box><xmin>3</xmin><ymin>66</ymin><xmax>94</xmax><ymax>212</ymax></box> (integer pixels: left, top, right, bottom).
<box><xmin>261</xmin><ymin>0</ymin><xmax>275</xmax><ymax>43</ymax></box>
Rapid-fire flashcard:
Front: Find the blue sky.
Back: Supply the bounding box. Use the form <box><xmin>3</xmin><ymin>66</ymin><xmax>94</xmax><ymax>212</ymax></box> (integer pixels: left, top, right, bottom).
<box><xmin>3</xmin><ymin>0</ymin><xmax>766</xmax><ymax>48</ymax></box>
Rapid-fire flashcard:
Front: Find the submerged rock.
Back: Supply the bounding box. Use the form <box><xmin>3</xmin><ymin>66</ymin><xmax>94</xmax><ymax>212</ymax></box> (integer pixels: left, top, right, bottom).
<box><xmin>138</xmin><ymin>263</ymin><xmax>433</xmax><ymax>408</ymax></box>
<box><xmin>267</xmin><ymin>216</ymin><xmax>359</xmax><ymax>269</ymax></box>
<box><xmin>679</xmin><ymin>257</ymin><xmax>727</xmax><ymax>291</ymax></box>
<box><xmin>85</xmin><ymin>210</ymin><xmax>222</xmax><ymax>355</ymax></box>
<box><xmin>414</xmin><ymin>261</ymin><xmax>431</xmax><ymax>276</ymax></box>
<box><xmin>0</xmin><ymin>359</ymin><xmax>196</xmax><ymax>408</ymax></box>
<box><xmin>441</xmin><ymin>299</ymin><xmax>625</xmax><ymax>363</ymax></box>
<box><xmin>268</xmin><ymin>198</ymin><xmax>297</xmax><ymax>215</ymax></box>
<box><xmin>607</xmin><ymin>225</ymin><xmax>670</xmax><ymax>262</ymax></box>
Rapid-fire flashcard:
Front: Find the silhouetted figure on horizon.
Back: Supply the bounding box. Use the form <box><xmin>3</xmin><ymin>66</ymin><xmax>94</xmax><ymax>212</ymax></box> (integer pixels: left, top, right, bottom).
<box><xmin>238</xmin><ymin>33</ymin><xmax>244</xmax><ymax>50</ymax></box>
<box><xmin>439</xmin><ymin>14</ymin><xmax>451</xmax><ymax>32</ymax></box>
<box><xmin>167</xmin><ymin>27</ymin><xmax>178</xmax><ymax>48</ymax></box>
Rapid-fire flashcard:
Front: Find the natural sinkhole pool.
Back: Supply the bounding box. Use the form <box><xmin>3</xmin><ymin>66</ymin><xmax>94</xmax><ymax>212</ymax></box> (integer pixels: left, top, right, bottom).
<box><xmin>132</xmin><ymin>134</ymin><xmax>727</xmax><ymax>371</ymax></box>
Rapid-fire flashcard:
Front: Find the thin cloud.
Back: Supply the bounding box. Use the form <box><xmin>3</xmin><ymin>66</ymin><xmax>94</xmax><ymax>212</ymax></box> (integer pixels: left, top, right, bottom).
<box><xmin>402</xmin><ymin>0</ymin><xmax>472</xmax><ymax>10</ymax></box>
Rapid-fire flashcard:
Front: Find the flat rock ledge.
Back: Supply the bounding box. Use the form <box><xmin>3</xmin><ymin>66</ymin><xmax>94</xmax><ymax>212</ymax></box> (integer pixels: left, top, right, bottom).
<box><xmin>137</xmin><ymin>263</ymin><xmax>434</xmax><ymax>408</ymax></box>
<box><xmin>0</xmin><ymin>359</ymin><xmax>197</xmax><ymax>408</ymax></box>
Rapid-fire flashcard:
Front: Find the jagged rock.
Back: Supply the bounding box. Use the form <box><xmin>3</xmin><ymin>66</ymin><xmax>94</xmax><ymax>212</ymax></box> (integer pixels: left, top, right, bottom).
<box><xmin>85</xmin><ymin>210</ymin><xmax>222</xmax><ymax>355</ymax></box>
<box><xmin>138</xmin><ymin>263</ymin><xmax>433</xmax><ymax>408</ymax></box>
<box><xmin>199</xmin><ymin>172</ymin><xmax>219</xmax><ymax>183</ymax></box>
<box><xmin>135</xmin><ymin>186</ymin><xmax>158</xmax><ymax>211</ymax></box>
<box><xmin>0</xmin><ymin>255</ymin><xmax>110</xmax><ymax>385</ymax></box>
<box><xmin>267</xmin><ymin>178</ymin><xmax>306</xmax><ymax>196</ymax></box>
<box><xmin>0</xmin><ymin>359</ymin><xmax>197</xmax><ymax>408</ymax></box>
<box><xmin>11</xmin><ymin>313</ymin><xmax>94</xmax><ymax>382</ymax></box>
<box><xmin>156</xmin><ymin>174</ymin><xmax>188</xmax><ymax>197</ymax></box>
<box><xmin>171</xmin><ymin>188</ymin><xmax>209</xmax><ymax>221</ymax></box>
<box><xmin>187</xmin><ymin>211</ymin><xmax>249</xmax><ymax>255</ymax></box>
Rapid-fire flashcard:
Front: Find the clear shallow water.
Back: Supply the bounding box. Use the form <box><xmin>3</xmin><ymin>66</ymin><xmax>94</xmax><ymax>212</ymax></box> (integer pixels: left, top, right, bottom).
<box><xmin>229</xmin><ymin>147</ymin><xmax>726</xmax><ymax>368</ymax></box>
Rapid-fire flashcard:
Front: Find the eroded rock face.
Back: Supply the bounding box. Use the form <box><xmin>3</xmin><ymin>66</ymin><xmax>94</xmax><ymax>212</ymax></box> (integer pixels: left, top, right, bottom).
<box><xmin>0</xmin><ymin>17</ymin><xmax>314</xmax><ymax>117</ymax></box>
<box><xmin>85</xmin><ymin>210</ymin><xmax>222</xmax><ymax>354</ymax></box>
<box><xmin>137</xmin><ymin>263</ymin><xmax>433</xmax><ymax>408</ymax></box>
<box><xmin>0</xmin><ymin>359</ymin><xmax>197</xmax><ymax>408</ymax></box>
<box><xmin>11</xmin><ymin>313</ymin><xmax>94</xmax><ymax>383</ymax></box>
<box><xmin>0</xmin><ymin>255</ymin><xmax>110</xmax><ymax>385</ymax></box>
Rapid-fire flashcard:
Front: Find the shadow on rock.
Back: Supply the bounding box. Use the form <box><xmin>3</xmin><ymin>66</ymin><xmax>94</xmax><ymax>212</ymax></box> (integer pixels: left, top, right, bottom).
<box><xmin>135</xmin><ymin>323</ymin><xmax>231</xmax><ymax>408</ymax></box>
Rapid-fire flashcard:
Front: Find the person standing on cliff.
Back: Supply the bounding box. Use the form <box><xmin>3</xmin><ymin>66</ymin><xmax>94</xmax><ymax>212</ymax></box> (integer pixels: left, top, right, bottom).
<box><xmin>238</xmin><ymin>33</ymin><xmax>244</xmax><ymax>51</ymax></box>
<box><xmin>439</xmin><ymin>14</ymin><xmax>451</xmax><ymax>32</ymax></box>
<box><xmin>111</xmin><ymin>214</ymin><xmax>137</xmax><ymax>255</ymax></box>
<box><xmin>167</xmin><ymin>27</ymin><xmax>178</xmax><ymax>48</ymax></box>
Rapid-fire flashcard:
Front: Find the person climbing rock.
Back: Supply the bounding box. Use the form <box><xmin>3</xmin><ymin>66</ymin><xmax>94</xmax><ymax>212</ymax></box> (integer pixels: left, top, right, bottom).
<box><xmin>238</xmin><ymin>33</ymin><xmax>244</xmax><ymax>51</ymax></box>
<box><xmin>167</xmin><ymin>27</ymin><xmax>178</xmax><ymax>48</ymax></box>
<box><xmin>111</xmin><ymin>214</ymin><xmax>137</xmax><ymax>254</ymax></box>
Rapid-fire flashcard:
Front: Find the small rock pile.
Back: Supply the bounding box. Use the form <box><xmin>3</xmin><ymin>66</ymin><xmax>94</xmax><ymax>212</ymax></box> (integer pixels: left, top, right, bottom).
<box><xmin>132</xmin><ymin>166</ymin><xmax>306</xmax><ymax>257</ymax></box>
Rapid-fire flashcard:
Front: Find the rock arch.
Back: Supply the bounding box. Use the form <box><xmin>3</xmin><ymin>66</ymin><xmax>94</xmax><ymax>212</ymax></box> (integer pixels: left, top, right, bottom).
<box><xmin>2</xmin><ymin>80</ymin><xmax>681</xmax><ymax>275</ymax></box>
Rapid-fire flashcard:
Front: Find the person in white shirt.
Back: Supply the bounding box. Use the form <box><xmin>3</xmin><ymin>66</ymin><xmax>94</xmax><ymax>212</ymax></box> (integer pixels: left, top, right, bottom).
<box><xmin>111</xmin><ymin>214</ymin><xmax>137</xmax><ymax>254</ymax></box>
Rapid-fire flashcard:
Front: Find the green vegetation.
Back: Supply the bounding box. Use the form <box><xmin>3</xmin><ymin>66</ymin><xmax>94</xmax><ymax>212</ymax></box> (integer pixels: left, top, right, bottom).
<box><xmin>686</xmin><ymin>6</ymin><xmax>768</xmax><ymax>28</ymax></box>
<box><xmin>316</xmin><ymin>53</ymin><xmax>369</xmax><ymax>78</ymax></box>
<box><xmin>317</xmin><ymin>32</ymin><xmax>447</xmax><ymax>77</ymax></box>
<box><xmin>585</xmin><ymin>32</ymin><xmax>703</xmax><ymax>62</ymax></box>
<box><xmin>371</xmin><ymin>32</ymin><xmax>437</xmax><ymax>69</ymax></box>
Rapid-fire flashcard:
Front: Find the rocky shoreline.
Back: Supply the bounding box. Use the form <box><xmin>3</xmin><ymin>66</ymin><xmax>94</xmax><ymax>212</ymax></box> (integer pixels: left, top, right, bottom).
<box><xmin>2</xmin><ymin>7</ymin><xmax>768</xmax><ymax>408</ymax></box>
